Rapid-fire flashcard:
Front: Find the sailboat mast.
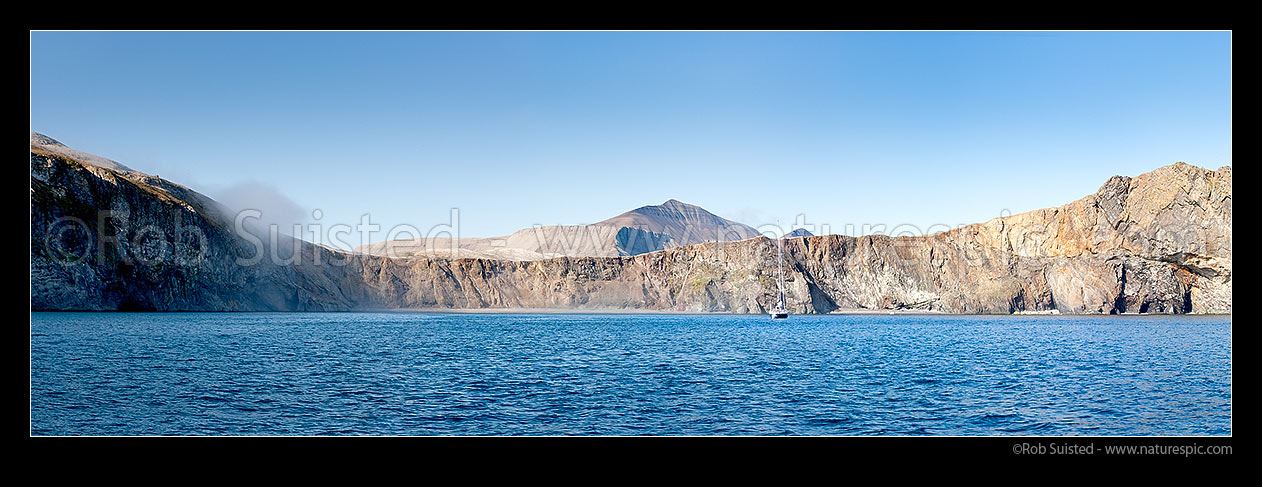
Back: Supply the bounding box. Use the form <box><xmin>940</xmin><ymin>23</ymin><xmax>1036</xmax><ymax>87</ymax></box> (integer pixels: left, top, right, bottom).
<box><xmin>777</xmin><ymin>236</ymin><xmax>785</xmax><ymax>305</ymax></box>
<box><xmin>768</xmin><ymin>231</ymin><xmax>790</xmax><ymax>318</ymax></box>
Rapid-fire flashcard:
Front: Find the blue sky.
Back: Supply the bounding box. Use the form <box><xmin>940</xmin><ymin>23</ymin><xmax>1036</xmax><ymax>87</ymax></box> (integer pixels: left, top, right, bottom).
<box><xmin>30</xmin><ymin>31</ymin><xmax>1231</xmax><ymax>247</ymax></box>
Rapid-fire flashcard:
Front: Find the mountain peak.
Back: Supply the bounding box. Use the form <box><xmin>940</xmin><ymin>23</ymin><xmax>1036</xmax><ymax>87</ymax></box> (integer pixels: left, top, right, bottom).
<box><xmin>625</xmin><ymin>199</ymin><xmax>718</xmax><ymax>220</ymax></box>
<box><xmin>31</xmin><ymin>132</ymin><xmax>65</xmax><ymax>147</ymax></box>
<box><xmin>598</xmin><ymin>199</ymin><xmax>762</xmax><ymax>249</ymax></box>
<box><xmin>30</xmin><ymin>132</ymin><xmax>135</xmax><ymax>172</ymax></box>
<box><xmin>638</xmin><ymin>199</ymin><xmax>696</xmax><ymax>213</ymax></box>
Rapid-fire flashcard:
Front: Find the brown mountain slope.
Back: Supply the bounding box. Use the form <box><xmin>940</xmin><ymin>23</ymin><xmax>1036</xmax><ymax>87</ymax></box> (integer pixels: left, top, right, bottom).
<box><xmin>354</xmin><ymin>198</ymin><xmax>761</xmax><ymax>260</ymax></box>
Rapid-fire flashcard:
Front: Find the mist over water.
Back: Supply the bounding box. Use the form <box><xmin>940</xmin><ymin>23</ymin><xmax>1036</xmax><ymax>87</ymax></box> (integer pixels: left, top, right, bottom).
<box><xmin>31</xmin><ymin>313</ymin><xmax>1232</xmax><ymax>436</ymax></box>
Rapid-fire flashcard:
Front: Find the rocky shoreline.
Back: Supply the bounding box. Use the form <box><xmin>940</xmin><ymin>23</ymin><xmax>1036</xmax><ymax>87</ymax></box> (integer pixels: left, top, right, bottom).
<box><xmin>30</xmin><ymin>133</ymin><xmax>1231</xmax><ymax>315</ymax></box>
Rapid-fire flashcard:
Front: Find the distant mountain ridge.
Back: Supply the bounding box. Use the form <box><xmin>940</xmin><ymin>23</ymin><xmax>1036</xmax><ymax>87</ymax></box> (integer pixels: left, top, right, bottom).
<box><xmin>355</xmin><ymin>198</ymin><xmax>763</xmax><ymax>260</ymax></box>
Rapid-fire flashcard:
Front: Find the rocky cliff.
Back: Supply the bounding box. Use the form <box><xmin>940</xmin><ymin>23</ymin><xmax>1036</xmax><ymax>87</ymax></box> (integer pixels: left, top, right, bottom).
<box><xmin>30</xmin><ymin>133</ymin><xmax>1231</xmax><ymax>314</ymax></box>
<box><xmin>31</xmin><ymin>135</ymin><xmax>371</xmax><ymax>311</ymax></box>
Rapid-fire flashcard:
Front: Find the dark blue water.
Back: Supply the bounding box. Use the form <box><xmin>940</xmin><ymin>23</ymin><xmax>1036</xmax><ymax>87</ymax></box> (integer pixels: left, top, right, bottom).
<box><xmin>30</xmin><ymin>312</ymin><xmax>1231</xmax><ymax>436</ymax></box>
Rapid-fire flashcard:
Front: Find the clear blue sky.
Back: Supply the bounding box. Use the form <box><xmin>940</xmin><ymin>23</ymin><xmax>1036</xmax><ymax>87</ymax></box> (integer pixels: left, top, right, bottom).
<box><xmin>30</xmin><ymin>31</ymin><xmax>1231</xmax><ymax>247</ymax></box>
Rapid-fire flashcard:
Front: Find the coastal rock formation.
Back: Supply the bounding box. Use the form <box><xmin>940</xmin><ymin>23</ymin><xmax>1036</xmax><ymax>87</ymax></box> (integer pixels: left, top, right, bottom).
<box><xmin>30</xmin><ymin>133</ymin><xmax>1231</xmax><ymax>314</ymax></box>
<box><xmin>31</xmin><ymin>135</ymin><xmax>366</xmax><ymax>311</ymax></box>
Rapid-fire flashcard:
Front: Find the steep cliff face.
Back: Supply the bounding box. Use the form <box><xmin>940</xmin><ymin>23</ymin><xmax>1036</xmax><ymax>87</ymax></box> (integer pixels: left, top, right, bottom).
<box><xmin>769</xmin><ymin>162</ymin><xmax>1231</xmax><ymax>314</ymax></box>
<box><xmin>30</xmin><ymin>147</ymin><xmax>376</xmax><ymax>311</ymax></box>
<box><xmin>30</xmin><ymin>133</ymin><xmax>1231</xmax><ymax>314</ymax></box>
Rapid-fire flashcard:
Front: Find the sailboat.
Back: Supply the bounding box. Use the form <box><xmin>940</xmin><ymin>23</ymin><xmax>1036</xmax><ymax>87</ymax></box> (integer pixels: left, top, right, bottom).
<box><xmin>770</xmin><ymin>236</ymin><xmax>789</xmax><ymax>319</ymax></box>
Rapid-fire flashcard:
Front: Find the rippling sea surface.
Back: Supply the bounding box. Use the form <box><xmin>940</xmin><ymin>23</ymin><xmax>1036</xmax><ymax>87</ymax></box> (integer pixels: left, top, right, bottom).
<box><xmin>30</xmin><ymin>312</ymin><xmax>1231</xmax><ymax>436</ymax></box>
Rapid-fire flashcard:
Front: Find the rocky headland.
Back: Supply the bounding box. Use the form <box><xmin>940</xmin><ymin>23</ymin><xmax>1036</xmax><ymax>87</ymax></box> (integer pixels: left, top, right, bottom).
<box><xmin>30</xmin><ymin>133</ymin><xmax>1231</xmax><ymax>314</ymax></box>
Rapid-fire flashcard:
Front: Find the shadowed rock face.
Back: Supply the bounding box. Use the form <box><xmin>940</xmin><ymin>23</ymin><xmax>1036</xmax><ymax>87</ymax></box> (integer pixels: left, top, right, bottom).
<box><xmin>30</xmin><ymin>132</ymin><xmax>1230</xmax><ymax>314</ymax></box>
<box><xmin>30</xmin><ymin>148</ymin><xmax>377</xmax><ymax>311</ymax></box>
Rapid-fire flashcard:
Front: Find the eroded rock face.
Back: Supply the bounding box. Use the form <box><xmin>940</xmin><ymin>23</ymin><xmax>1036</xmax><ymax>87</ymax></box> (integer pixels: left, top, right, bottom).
<box><xmin>30</xmin><ymin>134</ymin><xmax>1231</xmax><ymax>314</ymax></box>
<box><xmin>30</xmin><ymin>149</ymin><xmax>375</xmax><ymax>311</ymax></box>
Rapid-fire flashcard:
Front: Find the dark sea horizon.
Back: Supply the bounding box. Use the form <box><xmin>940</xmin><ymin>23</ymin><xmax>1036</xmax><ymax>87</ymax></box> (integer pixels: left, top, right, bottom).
<box><xmin>30</xmin><ymin>312</ymin><xmax>1232</xmax><ymax>436</ymax></box>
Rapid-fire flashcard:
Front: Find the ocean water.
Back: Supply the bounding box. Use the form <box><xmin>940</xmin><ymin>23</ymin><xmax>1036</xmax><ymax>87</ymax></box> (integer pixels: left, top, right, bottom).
<box><xmin>30</xmin><ymin>312</ymin><xmax>1231</xmax><ymax>436</ymax></box>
